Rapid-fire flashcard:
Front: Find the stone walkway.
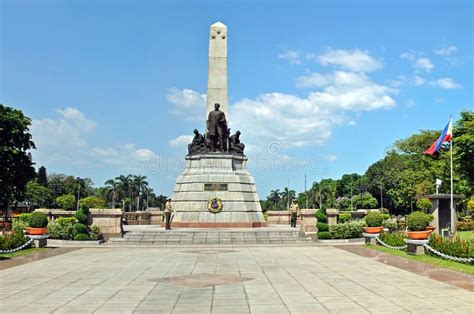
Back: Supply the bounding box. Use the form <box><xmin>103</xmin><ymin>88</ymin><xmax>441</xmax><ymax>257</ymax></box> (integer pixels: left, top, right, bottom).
<box><xmin>0</xmin><ymin>246</ymin><xmax>472</xmax><ymax>313</ymax></box>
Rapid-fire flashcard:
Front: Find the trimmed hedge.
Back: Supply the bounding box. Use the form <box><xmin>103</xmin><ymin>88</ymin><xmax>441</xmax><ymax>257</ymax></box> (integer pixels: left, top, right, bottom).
<box><xmin>316</xmin><ymin>222</ymin><xmax>329</xmax><ymax>232</ymax></box>
<box><xmin>74</xmin><ymin>233</ymin><xmax>90</xmax><ymax>241</ymax></box>
<box><xmin>73</xmin><ymin>223</ymin><xmax>88</xmax><ymax>235</ymax></box>
<box><xmin>317</xmin><ymin>231</ymin><xmax>332</xmax><ymax>240</ymax></box>
<box><xmin>316</xmin><ymin>209</ymin><xmax>327</xmax><ymax>223</ymax></box>
<box><xmin>329</xmin><ymin>221</ymin><xmax>366</xmax><ymax>239</ymax></box>
<box><xmin>74</xmin><ymin>210</ymin><xmax>88</xmax><ymax>225</ymax></box>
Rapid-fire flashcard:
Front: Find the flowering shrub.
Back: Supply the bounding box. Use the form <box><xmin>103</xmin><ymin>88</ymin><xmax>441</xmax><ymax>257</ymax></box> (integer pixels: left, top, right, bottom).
<box><xmin>338</xmin><ymin>212</ymin><xmax>351</xmax><ymax>223</ymax></box>
<box><xmin>457</xmin><ymin>221</ymin><xmax>473</xmax><ymax>231</ymax></box>
<box><xmin>429</xmin><ymin>233</ymin><xmax>474</xmax><ymax>259</ymax></box>
<box><xmin>329</xmin><ymin>220</ymin><xmax>366</xmax><ymax>239</ymax></box>
<box><xmin>379</xmin><ymin>232</ymin><xmax>406</xmax><ymax>247</ymax></box>
<box><xmin>48</xmin><ymin>217</ymin><xmax>77</xmax><ymax>240</ymax></box>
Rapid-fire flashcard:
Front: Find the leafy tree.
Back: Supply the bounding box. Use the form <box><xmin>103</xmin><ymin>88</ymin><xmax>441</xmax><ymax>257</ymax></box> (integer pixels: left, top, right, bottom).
<box><xmin>25</xmin><ymin>181</ymin><xmax>53</xmax><ymax>208</ymax></box>
<box><xmin>37</xmin><ymin>166</ymin><xmax>48</xmax><ymax>186</ymax></box>
<box><xmin>79</xmin><ymin>196</ymin><xmax>106</xmax><ymax>208</ymax></box>
<box><xmin>56</xmin><ymin>194</ymin><xmax>76</xmax><ymax>211</ymax></box>
<box><xmin>352</xmin><ymin>192</ymin><xmax>378</xmax><ymax>209</ymax></box>
<box><xmin>0</xmin><ymin>105</ymin><xmax>36</xmax><ymax>216</ymax></box>
<box><xmin>453</xmin><ymin>111</ymin><xmax>474</xmax><ymax>188</ymax></box>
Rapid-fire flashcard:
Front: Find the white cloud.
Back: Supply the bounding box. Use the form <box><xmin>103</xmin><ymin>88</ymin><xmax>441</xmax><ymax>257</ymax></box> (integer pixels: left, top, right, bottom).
<box><xmin>169</xmin><ymin>135</ymin><xmax>193</xmax><ymax>148</ymax></box>
<box><xmin>296</xmin><ymin>71</ymin><xmax>396</xmax><ymax>111</ymax></box>
<box><xmin>414</xmin><ymin>57</ymin><xmax>434</xmax><ymax>72</ymax></box>
<box><xmin>30</xmin><ymin>108</ymin><xmax>159</xmax><ymax>172</ymax></box>
<box><xmin>401</xmin><ymin>51</ymin><xmax>434</xmax><ymax>72</ymax></box>
<box><xmin>317</xmin><ymin>49</ymin><xmax>382</xmax><ymax>72</ymax></box>
<box><xmin>414</xmin><ymin>75</ymin><xmax>426</xmax><ymax>86</ymax></box>
<box><xmin>278</xmin><ymin>50</ymin><xmax>302</xmax><ymax>65</ymax></box>
<box><xmin>31</xmin><ymin>107</ymin><xmax>96</xmax><ymax>149</ymax></box>
<box><xmin>434</xmin><ymin>46</ymin><xmax>457</xmax><ymax>56</ymax></box>
<box><xmin>431</xmin><ymin>77</ymin><xmax>462</xmax><ymax>89</ymax></box>
<box><xmin>323</xmin><ymin>155</ymin><xmax>337</xmax><ymax>162</ymax></box>
<box><xmin>406</xmin><ymin>99</ymin><xmax>416</xmax><ymax>108</ymax></box>
<box><xmin>166</xmin><ymin>87</ymin><xmax>206</xmax><ymax>120</ymax></box>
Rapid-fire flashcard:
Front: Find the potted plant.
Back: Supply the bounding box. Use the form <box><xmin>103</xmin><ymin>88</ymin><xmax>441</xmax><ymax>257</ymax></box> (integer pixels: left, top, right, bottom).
<box><xmin>364</xmin><ymin>211</ymin><xmax>383</xmax><ymax>234</ymax></box>
<box><xmin>406</xmin><ymin>211</ymin><xmax>431</xmax><ymax>240</ymax></box>
<box><xmin>26</xmin><ymin>212</ymin><xmax>49</xmax><ymax>235</ymax></box>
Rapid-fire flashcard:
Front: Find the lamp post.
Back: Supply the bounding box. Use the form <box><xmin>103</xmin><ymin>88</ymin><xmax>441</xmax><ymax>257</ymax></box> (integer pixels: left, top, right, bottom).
<box><xmin>76</xmin><ymin>177</ymin><xmax>81</xmax><ymax>211</ymax></box>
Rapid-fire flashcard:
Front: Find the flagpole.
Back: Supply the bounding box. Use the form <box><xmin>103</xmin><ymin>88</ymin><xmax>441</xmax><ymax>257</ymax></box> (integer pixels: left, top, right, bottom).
<box><xmin>450</xmin><ymin>116</ymin><xmax>454</xmax><ymax>234</ymax></box>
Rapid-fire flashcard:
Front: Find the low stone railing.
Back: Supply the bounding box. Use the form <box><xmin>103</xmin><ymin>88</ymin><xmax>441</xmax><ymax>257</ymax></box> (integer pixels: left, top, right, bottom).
<box><xmin>123</xmin><ymin>211</ymin><xmax>163</xmax><ymax>225</ymax></box>
<box><xmin>35</xmin><ymin>208</ymin><xmax>123</xmax><ymax>240</ymax></box>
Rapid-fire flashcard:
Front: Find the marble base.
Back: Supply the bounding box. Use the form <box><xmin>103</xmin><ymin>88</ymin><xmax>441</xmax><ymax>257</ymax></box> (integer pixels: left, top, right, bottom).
<box><xmin>171</xmin><ymin>153</ymin><xmax>266</xmax><ymax>228</ymax></box>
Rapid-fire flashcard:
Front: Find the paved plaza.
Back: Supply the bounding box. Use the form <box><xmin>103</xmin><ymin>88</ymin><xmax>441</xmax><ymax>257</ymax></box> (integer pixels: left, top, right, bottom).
<box><xmin>0</xmin><ymin>245</ymin><xmax>473</xmax><ymax>313</ymax></box>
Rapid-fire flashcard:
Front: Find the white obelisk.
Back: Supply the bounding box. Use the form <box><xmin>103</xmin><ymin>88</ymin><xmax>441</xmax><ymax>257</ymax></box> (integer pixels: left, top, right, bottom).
<box><xmin>206</xmin><ymin>22</ymin><xmax>228</xmax><ymax>120</ymax></box>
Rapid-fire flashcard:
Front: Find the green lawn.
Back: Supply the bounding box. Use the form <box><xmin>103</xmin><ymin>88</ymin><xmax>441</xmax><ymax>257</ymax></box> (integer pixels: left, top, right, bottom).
<box><xmin>366</xmin><ymin>245</ymin><xmax>474</xmax><ymax>275</ymax></box>
<box><xmin>456</xmin><ymin>231</ymin><xmax>474</xmax><ymax>241</ymax></box>
<box><xmin>0</xmin><ymin>247</ymin><xmax>47</xmax><ymax>259</ymax></box>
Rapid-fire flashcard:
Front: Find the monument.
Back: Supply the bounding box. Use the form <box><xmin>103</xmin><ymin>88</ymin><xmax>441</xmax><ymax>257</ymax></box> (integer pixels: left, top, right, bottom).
<box><xmin>170</xmin><ymin>22</ymin><xmax>266</xmax><ymax>227</ymax></box>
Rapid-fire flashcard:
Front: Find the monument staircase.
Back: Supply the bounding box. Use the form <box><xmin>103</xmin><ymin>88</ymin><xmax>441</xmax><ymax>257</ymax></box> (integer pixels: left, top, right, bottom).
<box><xmin>107</xmin><ymin>228</ymin><xmax>313</xmax><ymax>246</ymax></box>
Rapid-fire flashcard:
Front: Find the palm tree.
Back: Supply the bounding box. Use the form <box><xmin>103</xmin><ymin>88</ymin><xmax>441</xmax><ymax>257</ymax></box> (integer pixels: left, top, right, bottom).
<box><xmin>116</xmin><ymin>174</ymin><xmax>132</xmax><ymax>211</ymax></box>
<box><xmin>280</xmin><ymin>187</ymin><xmax>296</xmax><ymax>210</ymax></box>
<box><xmin>104</xmin><ymin>179</ymin><xmax>119</xmax><ymax>209</ymax></box>
<box><xmin>268</xmin><ymin>189</ymin><xmax>281</xmax><ymax>210</ymax></box>
<box><xmin>133</xmin><ymin>175</ymin><xmax>148</xmax><ymax>211</ymax></box>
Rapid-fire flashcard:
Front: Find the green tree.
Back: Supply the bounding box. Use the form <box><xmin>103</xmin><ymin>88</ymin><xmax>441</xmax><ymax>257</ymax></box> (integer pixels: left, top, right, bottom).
<box><xmin>0</xmin><ymin>105</ymin><xmax>36</xmax><ymax>216</ymax></box>
<box><xmin>37</xmin><ymin>166</ymin><xmax>48</xmax><ymax>186</ymax></box>
<box><xmin>453</xmin><ymin>111</ymin><xmax>474</xmax><ymax>189</ymax></box>
<box><xmin>79</xmin><ymin>196</ymin><xmax>106</xmax><ymax>208</ymax></box>
<box><xmin>133</xmin><ymin>175</ymin><xmax>148</xmax><ymax>211</ymax></box>
<box><xmin>56</xmin><ymin>194</ymin><xmax>76</xmax><ymax>211</ymax></box>
<box><xmin>25</xmin><ymin>181</ymin><xmax>53</xmax><ymax>208</ymax></box>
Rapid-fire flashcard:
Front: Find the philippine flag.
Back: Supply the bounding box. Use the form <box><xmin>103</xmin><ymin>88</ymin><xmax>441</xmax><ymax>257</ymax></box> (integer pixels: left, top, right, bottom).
<box><xmin>424</xmin><ymin>117</ymin><xmax>453</xmax><ymax>155</ymax></box>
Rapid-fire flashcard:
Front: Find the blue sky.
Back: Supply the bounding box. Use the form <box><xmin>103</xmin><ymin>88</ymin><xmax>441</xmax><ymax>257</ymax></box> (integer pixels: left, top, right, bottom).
<box><xmin>1</xmin><ymin>0</ymin><xmax>472</xmax><ymax>198</ymax></box>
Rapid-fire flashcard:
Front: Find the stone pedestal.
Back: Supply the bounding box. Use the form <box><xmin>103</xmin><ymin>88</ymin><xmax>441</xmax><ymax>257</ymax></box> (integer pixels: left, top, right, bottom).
<box><xmin>299</xmin><ymin>210</ymin><xmax>317</xmax><ymax>236</ymax></box>
<box><xmin>406</xmin><ymin>239</ymin><xmax>428</xmax><ymax>255</ymax></box>
<box><xmin>171</xmin><ymin>153</ymin><xmax>266</xmax><ymax>227</ymax></box>
<box><xmin>28</xmin><ymin>235</ymin><xmax>49</xmax><ymax>248</ymax></box>
<box><xmin>326</xmin><ymin>208</ymin><xmax>339</xmax><ymax>226</ymax></box>
<box><xmin>363</xmin><ymin>233</ymin><xmax>379</xmax><ymax>245</ymax></box>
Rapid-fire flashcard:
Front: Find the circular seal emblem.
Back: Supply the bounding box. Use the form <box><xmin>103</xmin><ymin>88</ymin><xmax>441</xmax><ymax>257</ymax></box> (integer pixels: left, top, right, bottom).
<box><xmin>207</xmin><ymin>197</ymin><xmax>223</xmax><ymax>214</ymax></box>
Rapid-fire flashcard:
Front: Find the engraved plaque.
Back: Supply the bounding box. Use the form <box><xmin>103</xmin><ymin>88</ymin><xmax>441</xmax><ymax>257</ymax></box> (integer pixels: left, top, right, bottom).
<box><xmin>204</xmin><ymin>183</ymin><xmax>228</xmax><ymax>191</ymax></box>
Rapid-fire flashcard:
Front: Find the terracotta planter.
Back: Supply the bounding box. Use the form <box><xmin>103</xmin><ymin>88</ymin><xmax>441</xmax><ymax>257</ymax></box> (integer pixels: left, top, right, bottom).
<box><xmin>425</xmin><ymin>226</ymin><xmax>436</xmax><ymax>232</ymax></box>
<box><xmin>364</xmin><ymin>226</ymin><xmax>383</xmax><ymax>234</ymax></box>
<box><xmin>26</xmin><ymin>227</ymin><xmax>48</xmax><ymax>235</ymax></box>
<box><xmin>407</xmin><ymin>230</ymin><xmax>431</xmax><ymax>240</ymax></box>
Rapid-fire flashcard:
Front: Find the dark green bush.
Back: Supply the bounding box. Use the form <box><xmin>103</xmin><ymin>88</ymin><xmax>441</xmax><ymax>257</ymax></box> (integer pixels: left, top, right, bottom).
<box><xmin>74</xmin><ymin>233</ymin><xmax>90</xmax><ymax>241</ymax></box>
<box><xmin>48</xmin><ymin>217</ymin><xmax>77</xmax><ymax>240</ymax></box>
<box><xmin>365</xmin><ymin>211</ymin><xmax>383</xmax><ymax>227</ymax></box>
<box><xmin>316</xmin><ymin>209</ymin><xmax>327</xmax><ymax>223</ymax></box>
<box><xmin>0</xmin><ymin>232</ymin><xmax>28</xmax><ymax>250</ymax></box>
<box><xmin>379</xmin><ymin>232</ymin><xmax>406</xmax><ymax>247</ymax></box>
<box><xmin>317</xmin><ymin>231</ymin><xmax>332</xmax><ymax>240</ymax></box>
<box><xmin>329</xmin><ymin>221</ymin><xmax>366</xmax><ymax>239</ymax></box>
<box><xmin>407</xmin><ymin>211</ymin><xmax>431</xmax><ymax>231</ymax></box>
<box><xmin>73</xmin><ymin>223</ymin><xmax>88</xmax><ymax>235</ymax></box>
<box><xmin>74</xmin><ymin>210</ymin><xmax>88</xmax><ymax>225</ymax></box>
<box><xmin>339</xmin><ymin>212</ymin><xmax>351</xmax><ymax>223</ymax></box>
<box><xmin>457</xmin><ymin>221</ymin><xmax>473</xmax><ymax>231</ymax></box>
<box><xmin>429</xmin><ymin>233</ymin><xmax>474</xmax><ymax>259</ymax></box>
<box><xmin>28</xmin><ymin>212</ymin><xmax>49</xmax><ymax>228</ymax></box>
<box><xmin>316</xmin><ymin>222</ymin><xmax>329</xmax><ymax>232</ymax></box>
